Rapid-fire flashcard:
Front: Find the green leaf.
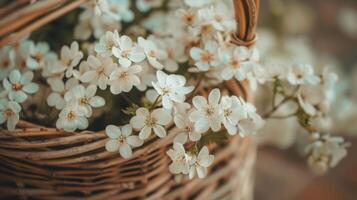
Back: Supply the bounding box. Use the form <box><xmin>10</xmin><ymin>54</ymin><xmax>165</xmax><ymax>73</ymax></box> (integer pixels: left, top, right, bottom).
<box><xmin>122</xmin><ymin>104</ymin><xmax>140</xmax><ymax>116</ymax></box>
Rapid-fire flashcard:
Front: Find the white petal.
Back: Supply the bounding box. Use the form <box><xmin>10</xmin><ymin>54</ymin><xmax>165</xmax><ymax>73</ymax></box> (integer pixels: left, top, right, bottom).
<box><xmin>119</xmin><ymin>143</ymin><xmax>133</xmax><ymax>159</ymax></box>
<box><xmin>121</xmin><ymin>124</ymin><xmax>132</xmax><ymax>137</ymax></box>
<box><xmin>174</xmin><ymin>132</ymin><xmax>188</xmax><ymax>144</ymax></box>
<box><xmin>22</xmin><ymin>83</ymin><xmax>39</xmax><ymax>94</ymax></box>
<box><xmin>126</xmin><ymin>136</ymin><xmax>143</xmax><ymax>147</ymax></box>
<box><xmin>119</xmin><ymin>57</ymin><xmax>132</xmax><ymax>68</ymax></box>
<box><xmin>153</xmin><ymin>125</ymin><xmax>166</xmax><ymax>138</ymax></box>
<box><xmin>196</xmin><ymin>166</ymin><xmax>207</xmax><ymax>178</ymax></box>
<box><xmin>190</xmin><ymin>47</ymin><xmax>202</xmax><ymax>60</ymax></box>
<box><xmin>9</xmin><ymin>70</ymin><xmax>21</xmax><ymax>83</ymax></box>
<box><xmin>194</xmin><ymin>118</ymin><xmax>210</xmax><ymax>133</ymax></box>
<box><xmin>20</xmin><ymin>71</ymin><xmax>34</xmax><ymax>84</ymax></box>
<box><xmin>139</xmin><ymin>126</ymin><xmax>152</xmax><ymax>140</ymax></box>
<box><xmin>192</xmin><ymin>96</ymin><xmax>207</xmax><ymax>109</ymax></box>
<box><xmin>174</xmin><ymin>114</ymin><xmax>187</xmax><ymax>129</ymax></box>
<box><xmin>89</xmin><ymin>96</ymin><xmax>105</xmax><ymax>107</ymax></box>
<box><xmin>189</xmin><ymin>131</ymin><xmax>202</xmax><ymax>141</ymax></box>
<box><xmin>208</xmin><ymin>89</ymin><xmax>220</xmax><ymax>105</ymax></box>
<box><xmin>221</xmin><ymin>68</ymin><xmax>234</xmax><ymax>80</ymax></box>
<box><xmin>130</xmin><ymin>116</ymin><xmax>146</xmax><ymax>129</ymax></box>
<box><xmin>81</xmin><ymin>71</ymin><xmax>97</xmax><ymax>82</ymax></box>
<box><xmin>105</xmin><ymin>125</ymin><xmax>121</xmax><ymax>139</ymax></box>
<box><xmin>105</xmin><ymin>139</ymin><xmax>120</xmax><ymax>152</ymax></box>
<box><xmin>152</xmin><ymin>108</ymin><xmax>172</xmax><ymax>125</ymax></box>
<box><xmin>10</xmin><ymin>91</ymin><xmax>27</xmax><ymax>103</ymax></box>
<box><xmin>210</xmin><ymin>116</ymin><xmax>222</xmax><ymax>132</ymax></box>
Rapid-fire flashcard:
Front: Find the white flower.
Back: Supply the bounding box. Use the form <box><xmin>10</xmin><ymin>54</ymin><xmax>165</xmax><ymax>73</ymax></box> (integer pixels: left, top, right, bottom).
<box><xmin>26</xmin><ymin>42</ymin><xmax>52</xmax><ymax>70</ymax></box>
<box><xmin>237</xmin><ymin>98</ymin><xmax>264</xmax><ymax>137</ymax></box>
<box><xmin>189</xmin><ymin>146</ymin><xmax>214</xmax><ymax>179</ymax></box>
<box><xmin>176</xmin><ymin>8</ymin><xmax>198</xmax><ymax>26</ymax></box>
<box><xmin>287</xmin><ymin>63</ymin><xmax>320</xmax><ymax>85</ymax></box>
<box><xmin>152</xmin><ymin>71</ymin><xmax>194</xmax><ymax>110</ymax></box>
<box><xmin>14</xmin><ymin>39</ymin><xmax>32</xmax><ymax>71</ymax></box>
<box><xmin>184</xmin><ymin>0</ymin><xmax>212</xmax><ymax>8</ymax></box>
<box><xmin>220</xmin><ymin>96</ymin><xmax>246</xmax><ymax>135</ymax></box>
<box><xmin>80</xmin><ymin>55</ymin><xmax>117</xmax><ymax>90</ymax></box>
<box><xmin>106</xmin><ymin>0</ymin><xmax>134</xmax><ymax>22</ymax></box>
<box><xmin>0</xmin><ymin>99</ymin><xmax>21</xmax><ymax>131</ymax></box>
<box><xmin>47</xmin><ymin>78</ymin><xmax>78</xmax><ymax>110</ymax></box>
<box><xmin>95</xmin><ymin>30</ymin><xmax>120</xmax><ymax>56</ymax></box>
<box><xmin>112</xmin><ymin>35</ymin><xmax>145</xmax><ymax>67</ymax></box>
<box><xmin>138</xmin><ymin>37</ymin><xmax>166</xmax><ymax>69</ymax></box>
<box><xmin>0</xmin><ymin>46</ymin><xmax>15</xmax><ymax>80</ymax></box>
<box><xmin>189</xmin><ymin>88</ymin><xmax>223</xmax><ymax>133</ymax></box>
<box><xmin>153</xmin><ymin>36</ymin><xmax>188</xmax><ymax>72</ymax></box>
<box><xmin>190</xmin><ymin>41</ymin><xmax>220</xmax><ymax>71</ymax></box>
<box><xmin>199</xmin><ymin>2</ymin><xmax>235</xmax><ymax>31</ymax></box>
<box><xmin>306</xmin><ymin>133</ymin><xmax>348</xmax><ymax>174</ymax></box>
<box><xmin>3</xmin><ymin>70</ymin><xmax>39</xmax><ymax>103</ymax></box>
<box><xmin>64</xmin><ymin>85</ymin><xmax>105</xmax><ymax>117</ymax></box>
<box><xmin>105</xmin><ymin>124</ymin><xmax>143</xmax><ymax>158</ymax></box>
<box><xmin>136</xmin><ymin>0</ymin><xmax>164</xmax><ymax>12</ymax></box>
<box><xmin>166</xmin><ymin>142</ymin><xmax>193</xmax><ymax>175</ymax></box>
<box><xmin>220</xmin><ymin>46</ymin><xmax>254</xmax><ymax>81</ymax></box>
<box><xmin>174</xmin><ymin>113</ymin><xmax>202</xmax><ymax>142</ymax></box>
<box><xmin>60</xmin><ymin>41</ymin><xmax>83</xmax><ymax>78</ymax></box>
<box><xmin>136</xmin><ymin>61</ymin><xmax>156</xmax><ymax>91</ymax></box>
<box><xmin>297</xmin><ymin>86</ymin><xmax>323</xmax><ymax>116</ymax></box>
<box><xmin>93</xmin><ymin>0</ymin><xmax>110</xmax><ymax>16</ymax></box>
<box><xmin>130</xmin><ymin>107</ymin><xmax>172</xmax><ymax>140</ymax></box>
<box><xmin>56</xmin><ymin>104</ymin><xmax>88</xmax><ymax>132</ymax></box>
<box><xmin>297</xmin><ymin>70</ymin><xmax>338</xmax><ymax>117</ymax></box>
<box><xmin>109</xmin><ymin>65</ymin><xmax>142</xmax><ymax>94</ymax></box>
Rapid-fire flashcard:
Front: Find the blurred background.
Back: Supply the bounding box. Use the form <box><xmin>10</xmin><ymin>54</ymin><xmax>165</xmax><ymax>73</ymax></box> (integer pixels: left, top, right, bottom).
<box><xmin>255</xmin><ymin>0</ymin><xmax>357</xmax><ymax>199</ymax></box>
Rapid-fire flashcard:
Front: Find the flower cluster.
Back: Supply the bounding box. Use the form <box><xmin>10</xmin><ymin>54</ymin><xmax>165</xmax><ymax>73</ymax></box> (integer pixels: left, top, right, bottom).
<box><xmin>75</xmin><ymin>0</ymin><xmax>134</xmax><ymax>40</ymax></box>
<box><xmin>0</xmin><ymin>0</ymin><xmax>349</xmax><ymax>179</ymax></box>
<box><xmin>306</xmin><ymin>133</ymin><xmax>348</xmax><ymax>174</ymax></box>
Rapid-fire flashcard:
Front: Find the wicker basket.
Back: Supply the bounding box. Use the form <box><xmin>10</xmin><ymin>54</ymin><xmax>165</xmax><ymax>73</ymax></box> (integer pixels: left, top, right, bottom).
<box><xmin>0</xmin><ymin>0</ymin><xmax>260</xmax><ymax>199</ymax></box>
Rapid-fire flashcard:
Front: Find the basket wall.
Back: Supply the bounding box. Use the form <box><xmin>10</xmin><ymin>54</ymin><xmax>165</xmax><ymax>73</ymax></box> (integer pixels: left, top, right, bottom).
<box><xmin>0</xmin><ymin>0</ymin><xmax>260</xmax><ymax>199</ymax></box>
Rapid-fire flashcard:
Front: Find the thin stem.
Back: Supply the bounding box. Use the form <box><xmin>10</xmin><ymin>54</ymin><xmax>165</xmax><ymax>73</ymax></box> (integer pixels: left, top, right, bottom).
<box><xmin>263</xmin><ymin>86</ymin><xmax>300</xmax><ymax>119</ymax></box>
<box><xmin>268</xmin><ymin>112</ymin><xmax>297</xmax><ymax>119</ymax></box>
<box><xmin>150</xmin><ymin>95</ymin><xmax>161</xmax><ymax>110</ymax></box>
<box><xmin>187</xmin><ymin>73</ymin><xmax>204</xmax><ymax>99</ymax></box>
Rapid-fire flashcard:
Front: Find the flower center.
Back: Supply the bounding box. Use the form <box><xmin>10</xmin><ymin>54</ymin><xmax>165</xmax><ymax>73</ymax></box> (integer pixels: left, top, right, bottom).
<box><xmin>145</xmin><ymin>116</ymin><xmax>157</xmax><ymax>127</ymax></box>
<box><xmin>200</xmin><ymin>51</ymin><xmax>214</xmax><ymax>63</ymax></box>
<box><xmin>35</xmin><ymin>53</ymin><xmax>44</xmax><ymax>62</ymax></box>
<box><xmin>67</xmin><ymin>111</ymin><xmax>76</xmax><ymax>120</ymax></box>
<box><xmin>224</xmin><ymin>109</ymin><xmax>232</xmax><ymax>117</ymax></box>
<box><xmin>183</xmin><ymin>13</ymin><xmax>195</xmax><ymax>25</ymax></box>
<box><xmin>148</xmin><ymin>50</ymin><xmax>156</xmax><ymax>57</ymax></box>
<box><xmin>4</xmin><ymin>109</ymin><xmax>13</xmax><ymax>118</ymax></box>
<box><xmin>12</xmin><ymin>83</ymin><xmax>23</xmax><ymax>91</ymax></box>
<box><xmin>200</xmin><ymin>24</ymin><xmax>213</xmax><ymax>35</ymax></box>
<box><xmin>119</xmin><ymin>71</ymin><xmax>129</xmax><ymax>80</ymax></box>
<box><xmin>2</xmin><ymin>59</ymin><xmax>9</xmax><ymax>68</ymax></box>
<box><xmin>215</xmin><ymin>15</ymin><xmax>223</xmax><ymax>22</ymax></box>
<box><xmin>204</xmin><ymin>105</ymin><xmax>215</xmax><ymax>116</ymax></box>
<box><xmin>118</xmin><ymin>135</ymin><xmax>125</xmax><ymax>144</ymax></box>
<box><xmin>106</xmin><ymin>41</ymin><xmax>115</xmax><ymax>50</ymax></box>
<box><xmin>229</xmin><ymin>59</ymin><xmax>240</xmax><ymax>69</ymax></box>
<box><xmin>96</xmin><ymin>67</ymin><xmax>105</xmax><ymax>75</ymax></box>
<box><xmin>122</xmin><ymin>49</ymin><xmax>131</xmax><ymax>58</ymax></box>
<box><xmin>162</xmin><ymin>87</ymin><xmax>171</xmax><ymax>95</ymax></box>
<box><xmin>80</xmin><ymin>97</ymin><xmax>89</xmax><ymax>105</ymax></box>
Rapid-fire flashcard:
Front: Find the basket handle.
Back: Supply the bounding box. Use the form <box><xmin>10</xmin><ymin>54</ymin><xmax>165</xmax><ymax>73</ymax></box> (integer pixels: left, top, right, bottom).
<box><xmin>225</xmin><ymin>0</ymin><xmax>260</xmax><ymax>101</ymax></box>
<box><xmin>232</xmin><ymin>0</ymin><xmax>260</xmax><ymax>47</ymax></box>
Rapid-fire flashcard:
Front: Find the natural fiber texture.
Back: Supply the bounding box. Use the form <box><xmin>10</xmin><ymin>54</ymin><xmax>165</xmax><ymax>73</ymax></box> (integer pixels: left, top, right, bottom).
<box><xmin>0</xmin><ymin>0</ymin><xmax>260</xmax><ymax>199</ymax></box>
